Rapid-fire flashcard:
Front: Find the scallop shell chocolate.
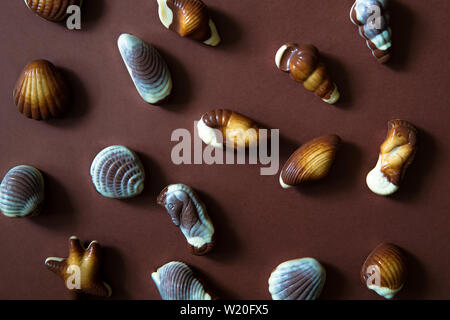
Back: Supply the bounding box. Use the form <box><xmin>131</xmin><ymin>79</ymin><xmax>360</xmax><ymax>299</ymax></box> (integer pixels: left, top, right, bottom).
<box><xmin>152</xmin><ymin>261</ymin><xmax>212</xmax><ymax>300</ymax></box>
<box><xmin>268</xmin><ymin>258</ymin><xmax>326</xmax><ymax>300</ymax></box>
<box><xmin>90</xmin><ymin>145</ymin><xmax>145</xmax><ymax>199</ymax></box>
<box><xmin>157</xmin><ymin>184</ymin><xmax>214</xmax><ymax>255</ymax></box>
<box><xmin>366</xmin><ymin>120</ymin><xmax>417</xmax><ymax>196</ymax></box>
<box><xmin>197</xmin><ymin>109</ymin><xmax>263</xmax><ymax>149</ymax></box>
<box><xmin>118</xmin><ymin>33</ymin><xmax>172</xmax><ymax>104</ymax></box>
<box><xmin>25</xmin><ymin>0</ymin><xmax>83</xmax><ymax>22</ymax></box>
<box><xmin>157</xmin><ymin>0</ymin><xmax>221</xmax><ymax>46</ymax></box>
<box><xmin>361</xmin><ymin>243</ymin><xmax>406</xmax><ymax>299</ymax></box>
<box><xmin>280</xmin><ymin>135</ymin><xmax>341</xmax><ymax>188</ymax></box>
<box><xmin>13</xmin><ymin>59</ymin><xmax>70</xmax><ymax>120</ymax></box>
<box><xmin>350</xmin><ymin>0</ymin><xmax>392</xmax><ymax>63</ymax></box>
<box><xmin>275</xmin><ymin>43</ymin><xmax>340</xmax><ymax>104</ymax></box>
<box><xmin>0</xmin><ymin>165</ymin><xmax>45</xmax><ymax>218</ymax></box>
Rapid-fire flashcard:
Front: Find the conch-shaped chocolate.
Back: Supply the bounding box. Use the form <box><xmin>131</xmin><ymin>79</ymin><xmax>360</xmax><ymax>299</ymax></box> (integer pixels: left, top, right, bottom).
<box><xmin>157</xmin><ymin>0</ymin><xmax>220</xmax><ymax>46</ymax></box>
<box><xmin>197</xmin><ymin>109</ymin><xmax>263</xmax><ymax>149</ymax></box>
<box><xmin>45</xmin><ymin>236</ymin><xmax>112</xmax><ymax>297</ymax></box>
<box><xmin>361</xmin><ymin>243</ymin><xmax>406</xmax><ymax>299</ymax></box>
<box><xmin>152</xmin><ymin>261</ymin><xmax>212</xmax><ymax>300</ymax></box>
<box><xmin>280</xmin><ymin>135</ymin><xmax>341</xmax><ymax>188</ymax></box>
<box><xmin>366</xmin><ymin>120</ymin><xmax>417</xmax><ymax>196</ymax></box>
<box><xmin>157</xmin><ymin>184</ymin><xmax>214</xmax><ymax>255</ymax></box>
<box><xmin>269</xmin><ymin>258</ymin><xmax>326</xmax><ymax>300</ymax></box>
<box><xmin>0</xmin><ymin>165</ymin><xmax>45</xmax><ymax>218</ymax></box>
<box><xmin>118</xmin><ymin>33</ymin><xmax>172</xmax><ymax>104</ymax></box>
<box><xmin>13</xmin><ymin>59</ymin><xmax>70</xmax><ymax>120</ymax></box>
<box><xmin>90</xmin><ymin>145</ymin><xmax>145</xmax><ymax>199</ymax></box>
<box><xmin>25</xmin><ymin>0</ymin><xmax>83</xmax><ymax>22</ymax></box>
<box><xmin>275</xmin><ymin>43</ymin><xmax>340</xmax><ymax>104</ymax></box>
<box><xmin>350</xmin><ymin>0</ymin><xmax>392</xmax><ymax>63</ymax></box>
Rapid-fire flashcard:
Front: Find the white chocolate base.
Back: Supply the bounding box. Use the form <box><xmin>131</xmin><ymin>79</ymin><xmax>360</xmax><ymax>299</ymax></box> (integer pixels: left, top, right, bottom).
<box><xmin>197</xmin><ymin>119</ymin><xmax>223</xmax><ymax>148</ymax></box>
<box><xmin>279</xmin><ymin>175</ymin><xmax>292</xmax><ymax>189</ymax></box>
<box><xmin>366</xmin><ymin>156</ymin><xmax>399</xmax><ymax>196</ymax></box>
<box><xmin>275</xmin><ymin>44</ymin><xmax>288</xmax><ymax>69</ymax></box>
<box><xmin>322</xmin><ymin>84</ymin><xmax>340</xmax><ymax>104</ymax></box>
<box><xmin>368</xmin><ymin>284</ymin><xmax>402</xmax><ymax>299</ymax></box>
<box><xmin>203</xmin><ymin>19</ymin><xmax>221</xmax><ymax>46</ymax></box>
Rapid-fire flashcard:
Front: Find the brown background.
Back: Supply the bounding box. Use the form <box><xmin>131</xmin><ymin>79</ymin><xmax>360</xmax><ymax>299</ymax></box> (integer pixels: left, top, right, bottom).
<box><xmin>0</xmin><ymin>0</ymin><xmax>449</xmax><ymax>300</ymax></box>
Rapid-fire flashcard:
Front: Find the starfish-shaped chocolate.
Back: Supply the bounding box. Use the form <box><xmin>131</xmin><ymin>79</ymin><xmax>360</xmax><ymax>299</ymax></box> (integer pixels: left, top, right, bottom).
<box><xmin>45</xmin><ymin>236</ymin><xmax>112</xmax><ymax>298</ymax></box>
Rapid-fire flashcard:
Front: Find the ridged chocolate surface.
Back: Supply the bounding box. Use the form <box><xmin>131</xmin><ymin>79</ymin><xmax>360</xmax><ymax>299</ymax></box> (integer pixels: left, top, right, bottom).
<box><xmin>25</xmin><ymin>0</ymin><xmax>83</xmax><ymax>22</ymax></box>
<box><xmin>90</xmin><ymin>145</ymin><xmax>145</xmax><ymax>199</ymax></box>
<box><xmin>13</xmin><ymin>59</ymin><xmax>70</xmax><ymax>120</ymax></box>
<box><xmin>201</xmin><ymin>109</ymin><xmax>233</xmax><ymax>129</ymax></box>
<box><xmin>152</xmin><ymin>261</ymin><xmax>212</xmax><ymax>300</ymax></box>
<box><xmin>0</xmin><ymin>165</ymin><xmax>44</xmax><ymax>218</ymax></box>
<box><xmin>118</xmin><ymin>34</ymin><xmax>172</xmax><ymax>104</ymax></box>
<box><xmin>350</xmin><ymin>0</ymin><xmax>392</xmax><ymax>63</ymax></box>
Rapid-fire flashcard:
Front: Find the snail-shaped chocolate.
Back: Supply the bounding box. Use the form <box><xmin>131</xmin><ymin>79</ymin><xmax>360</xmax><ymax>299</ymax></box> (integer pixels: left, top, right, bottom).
<box><xmin>197</xmin><ymin>109</ymin><xmax>263</xmax><ymax>149</ymax></box>
<box><xmin>350</xmin><ymin>0</ymin><xmax>392</xmax><ymax>63</ymax></box>
<box><xmin>275</xmin><ymin>43</ymin><xmax>340</xmax><ymax>104</ymax></box>
<box><xmin>25</xmin><ymin>0</ymin><xmax>83</xmax><ymax>22</ymax></box>
<box><xmin>157</xmin><ymin>0</ymin><xmax>220</xmax><ymax>46</ymax></box>
<box><xmin>157</xmin><ymin>184</ymin><xmax>214</xmax><ymax>255</ymax></box>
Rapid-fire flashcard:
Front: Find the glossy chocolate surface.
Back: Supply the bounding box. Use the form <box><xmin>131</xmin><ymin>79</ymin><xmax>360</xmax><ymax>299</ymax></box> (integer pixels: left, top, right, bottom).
<box><xmin>0</xmin><ymin>0</ymin><xmax>449</xmax><ymax>299</ymax></box>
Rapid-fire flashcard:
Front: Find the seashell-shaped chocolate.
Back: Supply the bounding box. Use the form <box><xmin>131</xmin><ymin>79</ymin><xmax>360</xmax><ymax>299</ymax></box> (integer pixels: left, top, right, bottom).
<box><xmin>350</xmin><ymin>0</ymin><xmax>392</xmax><ymax>63</ymax></box>
<box><xmin>275</xmin><ymin>43</ymin><xmax>340</xmax><ymax>104</ymax></box>
<box><xmin>157</xmin><ymin>184</ymin><xmax>214</xmax><ymax>255</ymax></box>
<box><xmin>361</xmin><ymin>243</ymin><xmax>406</xmax><ymax>299</ymax></box>
<box><xmin>366</xmin><ymin>120</ymin><xmax>417</xmax><ymax>196</ymax></box>
<box><xmin>25</xmin><ymin>0</ymin><xmax>83</xmax><ymax>22</ymax></box>
<box><xmin>268</xmin><ymin>258</ymin><xmax>326</xmax><ymax>300</ymax></box>
<box><xmin>152</xmin><ymin>261</ymin><xmax>212</xmax><ymax>300</ymax></box>
<box><xmin>0</xmin><ymin>165</ymin><xmax>45</xmax><ymax>218</ymax></box>
<box><xmin>157</xmin><ymin>0</ymin><xmax>220</xmax><ymax>46</ymax></box>
<box><xmin>118</xmin><ymin>33</ymin><xmax>172</xmax><ymax>104</ymax></box>
<box><xmin>280</xmin><ymin>135</ymin><xmax>341</xmax><ymax>188</ymax></box>
<box><xmin>197</xmin><ymin>109</ymin><xmax>263</xmax><ymax>149</ymax></box>
<box><xmin>90</xmin><ymin>145</ymin><xmax>145</xmax><ymax>199</ymax></box>
<box><xmin>13</xmin><ymin>59</ymin><xmax>70</xmax><ymax>120</ymax></box>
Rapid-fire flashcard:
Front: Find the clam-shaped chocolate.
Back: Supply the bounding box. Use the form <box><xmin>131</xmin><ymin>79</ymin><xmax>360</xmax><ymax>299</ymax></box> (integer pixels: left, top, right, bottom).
<box><xmin>13</xmin><ymin>59</ymin><xmax>70</xmax><ymax>120</ymax></box>
<box><xmin>157</xmin><ymin>184</ymin><xmax>215</xmax><ymax>255</ymax></box>
<box><xmin>280</xmin><ymin>135</ymin><xmax>341</xmax><ymax>188</ymax></box>
<box><xmin>118</xmin><ymin>33</ymin><xmax>172</xmax><ymax>104</ymax></box>
<box><xmin>25</xmin><ymin>0</ymin><xmax>83</xmax><ymax>22</ymax></box>
<box><xmin>361</xmin><ymin>243</ymin><xmax>406</xmax><ymax>299</ymax></box>
<box><xmin>0</xmin><ymin>165</ymin><xmax>45</xmax><ymax>218</ymax></box>
<box><xmin>269</xmin><ymin>258</ymin><xmax>326</xmax><ymax>300</ymax></box>
<box><xmin>350</xmin><ymin>0</ymin><xmax>392</xmax><ymax>63</ymax></box>
<box><xmin>157</xmin><ymin>0</ymin><xmax>220</xmax><ymax>46</ymax></box>
<box><xmin>90</xmin><ymin>145</ymin><xmax>145</xmax><ymax>199</ymax></box>
<box><xmin>152</xmin><ymin>261</ymin><xmax>212</xmax><ymax>300</ymax></box>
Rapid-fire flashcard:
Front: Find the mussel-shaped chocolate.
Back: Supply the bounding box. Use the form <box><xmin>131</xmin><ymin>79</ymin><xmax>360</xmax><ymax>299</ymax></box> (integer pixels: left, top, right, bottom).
<box><xmin>90</xmin><ymin>145</ymin><xmax>145</xmax><ymax>199</ymax></box>
<box><xmin>275</xmin><ymin>43</ymin><xmax>340</xmax><ymax>104</ymax></box>
<box><xmin>0</xmin><ymin>165</ymin><xmax>45</xmax><ymax>218</ymax></box>
<box><xmin>366</xmin><ymin>120</ymin><xmax>417</xmax><ymax>196</ymax></box>
<box><xmin>13</xmin><ymin>59</ymin><xmax>70</xmax><ymax>120</ymax></box>
<box><xmin>25</xmin><ymin>0</ymin><xmax>83</xmax><ymax>22</ymax></box>
<box><xmin>118</xmin><ymin>33</ymin><xmax>172</xmax><ymax>104</ymax></box>
<box><xmin>157</xmin><ymin>0</ymin><xmax>220</xmax><ymax>46</ymax></box>
<box><xmin>152</xmin><ymin>261</ymin><xmax>212</xmax><ymax>300</ymax></box>
<box><xmin>350</xmin><ymin>0</ymin><xmax>392</xmax><ymax>63</ymax></box>
<box><xmin>280</xmin><ymin>135</ymin><xmax>341</xmax><ymax>188</ymax></box>
<box><xmin>157</xmin><ymin>184</ymin><xmax>214</xmax><ymax>255</ymax></box>
<box><xmin>197</xmin><ymin>109</ymin><xmax>263</xmax><ymax>149</ymax></box>
<box><xmin>269</xmin><ymin>258</ymin><xmax>326</xmax><ymax>300</ymax></box>
<box><xmin>361</xmin><ymin>243</ymin><xmax>406</xmax><ymax>299</ymax></box>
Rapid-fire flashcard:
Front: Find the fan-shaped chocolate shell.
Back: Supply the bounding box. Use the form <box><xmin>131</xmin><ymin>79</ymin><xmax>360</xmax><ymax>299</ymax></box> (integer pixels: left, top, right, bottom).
<box><xmin>118</xmin><ymin>33</ymin><xmax>172</xmax><ymax>104</ymax></box>
<box><xmin>361</xmin><ymin>243</ymin><xmax>406</xmax><ymax>299</ymax></box>
<box><xmin>157</xmin><ymin>184</ymin><xmax>214</xmax><ymax>255</ymax></box>
<box><xmin>151</xmin><ymin>261</ymin><xmax>212</xmax><ymax>300</ymax></box>
<box><xmin>0</xmin><ymin>165</ymin><xmax>44</xmax><ymax>218</ymax></box>
<box><xmin>90</xmin><ymin>145</ymin><xmax>145</xmax><ymax>199</ymax></box>
<box><xmin>13</xmin><ymin>59</ymin><xmax>70</xmax><ymax>120</ymax></box>
<box><xmin>280</xmin><ymin>135</ymin><xmax>341</xmax><ymax>188</ymax></box>
<box><xmin>157</xmin><ymin>0</ymin><xmax>220</xmax><ymax>46</ymax></box>
<box><xmin>25</xmin><ymin>0</ymin><xmax>83</xmax><ymax>22</ymax></box>
<box><xmin>269</xmin><ymin>258</ymin><xmax>326</xmax><ymax>300</ymax></box>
